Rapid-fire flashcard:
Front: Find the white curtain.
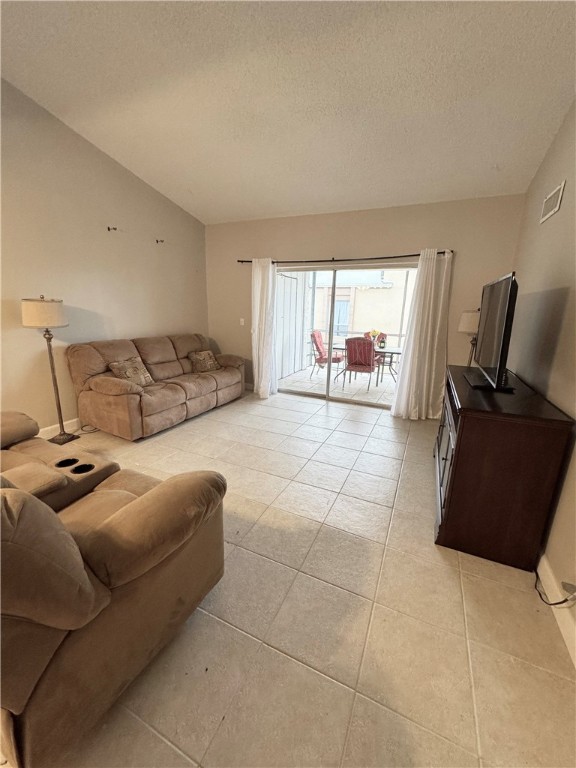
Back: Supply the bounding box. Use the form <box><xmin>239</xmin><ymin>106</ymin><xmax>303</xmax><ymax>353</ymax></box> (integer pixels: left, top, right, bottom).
<box><xmin>251</xmin><ymin>258</ymin><xmax>278</xmax><ymax>399</ymax></box>
<box><xmin>392</xmin><ymin>248</ymin><xmax>452</xmax><ymax>420</ymax></box>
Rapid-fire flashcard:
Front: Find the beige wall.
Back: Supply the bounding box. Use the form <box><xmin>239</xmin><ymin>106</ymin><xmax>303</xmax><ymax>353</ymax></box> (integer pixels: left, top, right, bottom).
<box><xmin>206</xmin><ymin>194</ymin><xmax>525</xmax><ymax>381</ymax></box>
<box><xmin>508</xmin><ymin>103</ymin><xmax>575</xmax><ymax>653</ymax></box>
<box><xmin>1</xmin><ymin>82</ymin><xmax>207</xmax><ymax>428</ymax></box>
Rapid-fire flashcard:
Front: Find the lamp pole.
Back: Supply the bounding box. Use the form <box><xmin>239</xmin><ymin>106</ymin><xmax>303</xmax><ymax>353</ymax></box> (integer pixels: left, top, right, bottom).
<box><xmin>21</xmin><ymin>295</ymin><xmax>79</xmax><ymax>445</ymax></box>
<box><xmin>43</xmin><ymin>327</ymin><xmax>78</xmax><ymax>444</ymax></box>
<box><xmin>467</xmin><ymin>335</ymin><xmax>477</xmax><ymax>368</ymax></box>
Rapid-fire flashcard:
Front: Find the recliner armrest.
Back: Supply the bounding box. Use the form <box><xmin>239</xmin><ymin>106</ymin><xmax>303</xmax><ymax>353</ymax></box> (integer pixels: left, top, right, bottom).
<box><xmin>1</xmin><ymin>412</ymin><xmax>39</xmax><ymax>448</ymax></box>
<box><xmin>88</xmin><ymin>375</ymin><xmax>143</xmax><ymax>395</ymax></box>
<box><xmin>65</xmin><ymin>471</ymin><xmax>226</xmax><ymax>588</ymax></box>
<box><xmin>216</xmin><ymin>354</ymin><xmax>244</xmax><ymax>368</ymax></box>
<box><xmin>1</xmin><ymin>463</ymin><xmax>67</xmax><ymax>498</ymax></box>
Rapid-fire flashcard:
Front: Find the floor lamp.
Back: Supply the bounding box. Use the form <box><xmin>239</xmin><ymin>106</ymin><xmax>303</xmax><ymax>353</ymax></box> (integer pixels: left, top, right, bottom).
<box><xmin>21</xmin><ymin>295</ymin><xmax>79</xmax><ymax>445</ymax></box>
<box><xmin>458</xmin><ymin>309</ymin><xmax>480</xmax><ymax>367</ymax></box>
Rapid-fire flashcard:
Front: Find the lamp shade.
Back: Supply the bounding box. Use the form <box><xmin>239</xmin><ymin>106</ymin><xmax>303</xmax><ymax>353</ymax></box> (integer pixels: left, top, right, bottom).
<box><xmin>21</xmin><ymin>297</ymin><xmax>68</xmax><ymax>329</ymax></box>
<box><xmin>457</xmin><ymin>310</ymin><xmax>479</xmax><ymax>335</ymax></box>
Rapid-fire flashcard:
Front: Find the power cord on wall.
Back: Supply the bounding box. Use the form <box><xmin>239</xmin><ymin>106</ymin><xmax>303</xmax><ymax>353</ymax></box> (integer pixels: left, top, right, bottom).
<box><xmin>534</xmin><ymin>570</ymin><xmax>576</xmax><ymax>606</ymax></box>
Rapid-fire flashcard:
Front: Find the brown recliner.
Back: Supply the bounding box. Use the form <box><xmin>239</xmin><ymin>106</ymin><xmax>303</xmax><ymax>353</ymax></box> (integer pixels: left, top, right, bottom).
<box><xmin>1</xmin><ymin>466</ymin><xmax>226</xmax><ymax>768</ymax></box>
<box><xmin>0</xmin><ymin>411</ymin><xmax>120</xmax><ymax>511</ymax></box>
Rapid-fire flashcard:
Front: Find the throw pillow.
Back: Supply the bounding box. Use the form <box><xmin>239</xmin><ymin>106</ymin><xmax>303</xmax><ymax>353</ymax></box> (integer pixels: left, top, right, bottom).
<box><xmin>109</xmin><ymin>356</ymin><xmax>154</xmax><ymax>387</ymax></box>
<box><xmin>189</xmin><ymin>350</ymin><xmax>221</xmax><ymax>373</ymax></box>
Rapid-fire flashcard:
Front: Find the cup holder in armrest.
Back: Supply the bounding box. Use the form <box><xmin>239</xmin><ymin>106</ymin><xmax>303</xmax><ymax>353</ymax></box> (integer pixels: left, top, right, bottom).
<box><xmin>55</xmin><ymin>458</ymin><xmax>79</xmax><ymax>468</ymax></box>
<box><xmin>70</xmin><ymin>463</ymin><xmax>95</xmax><ymax>475</ymax></box>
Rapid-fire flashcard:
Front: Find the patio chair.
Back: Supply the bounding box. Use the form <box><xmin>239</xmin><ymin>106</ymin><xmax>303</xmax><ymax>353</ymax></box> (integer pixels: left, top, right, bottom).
<box><xmin>364</xmin><ymin>332</ymin><xmax>389</xmax><ymax>380</ymax></box>
<box><xmin>310</xmin><ymin>331</ymin><xmax>344</xmax><ymax>379</ymax></box>
<box><xmin>343</xmin><ymin>337</ymin><xmax>378</xmax><ymax>390</ymax></box>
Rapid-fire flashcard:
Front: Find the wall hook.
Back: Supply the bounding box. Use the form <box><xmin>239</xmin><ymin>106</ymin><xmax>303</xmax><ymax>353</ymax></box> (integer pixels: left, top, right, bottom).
<box><xmin>107</xmin><ymin>226</ymin><xmax>117</xmax><ymax>232</ymax></box>
<box><xmin>156</xmin><ymin>239</ymin><xmax>165</xmax><ymax>244</ymax></box>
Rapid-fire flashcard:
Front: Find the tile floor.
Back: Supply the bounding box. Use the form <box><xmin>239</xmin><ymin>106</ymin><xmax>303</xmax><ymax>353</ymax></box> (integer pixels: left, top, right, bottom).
<box><xmin>51</xmin><ymin>393</ymin><xmax>574</xmax><ymax>767</ymax></box>
<box><xmin>279</xmin><ymin>365</ymin><xmax>397</xmax><ymax>406</ymax></box>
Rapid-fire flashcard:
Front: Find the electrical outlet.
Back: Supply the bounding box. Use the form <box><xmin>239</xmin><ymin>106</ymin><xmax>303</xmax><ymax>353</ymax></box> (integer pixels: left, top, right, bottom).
<box><xmin>561</xmin><ymin>582</ymin><xmax>576</xmax><ymax>600</ymax></box>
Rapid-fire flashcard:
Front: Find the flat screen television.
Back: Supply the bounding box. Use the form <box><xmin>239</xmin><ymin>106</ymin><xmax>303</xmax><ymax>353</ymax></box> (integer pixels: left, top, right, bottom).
<box><xmin>464</xmin><ymin>272</ymin><xmax>518</xmax><ymax>392</ymax></box>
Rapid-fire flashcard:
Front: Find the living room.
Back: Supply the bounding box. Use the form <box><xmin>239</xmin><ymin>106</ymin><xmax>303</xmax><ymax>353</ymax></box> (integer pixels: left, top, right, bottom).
<box><xmin>2</xmin><ymin>2</ymin><xmax>575</xmax><ymax>767</ymax></box>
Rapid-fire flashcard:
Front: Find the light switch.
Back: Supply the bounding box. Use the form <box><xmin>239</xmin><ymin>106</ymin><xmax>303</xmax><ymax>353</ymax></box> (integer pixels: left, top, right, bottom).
<box><xmin>240</xmin><ymin>318</ymin><xmax>245</xmax><ymax>326</ymax></box>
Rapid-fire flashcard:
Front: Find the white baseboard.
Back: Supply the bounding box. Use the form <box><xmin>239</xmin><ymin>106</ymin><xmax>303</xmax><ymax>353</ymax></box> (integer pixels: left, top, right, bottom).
<box><xmin>38</xmin><ymin>418</ymin><xmax>81</xmax><ymax>440</ymax></box>
<box><xmin>538</xmin><ymin>553</ymin><xmax>576</xmax><ymax>668</ymax></box>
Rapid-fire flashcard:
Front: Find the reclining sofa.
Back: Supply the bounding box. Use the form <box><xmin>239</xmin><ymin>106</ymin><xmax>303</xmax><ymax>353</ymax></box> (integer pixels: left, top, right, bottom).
<box><xmin>0</xmin><ymin>411</ymin><xmax>119</xmax><ymax>511</ymax></box>
<box><xmin>1</xmin><ymin>413</ymin><xmax>226</xmax><ymax>768</ymax></box>
<box><xmin>66</xmin><ymin>334</ymin><xmax>245</xmax><ymax>440</ymax></box>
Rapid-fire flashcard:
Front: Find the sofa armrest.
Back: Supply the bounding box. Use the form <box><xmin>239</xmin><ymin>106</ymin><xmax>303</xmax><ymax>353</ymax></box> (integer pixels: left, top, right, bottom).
<box><xmin>1</xmin><ymin>412</ymin><xmax>39</xmax><ymax>448</ymax></box>
<box><xmin>1</xmin><ymin>463</ymin><xmax>67</xmax><ymax>498</ymax></box>
<box><xmin>69</xmin><ymin>471</ymin><xmax>226</xmax><ymax>588</ymax></box>
<box><xmin>216</xmin><ymin>354</ymin><xmax>244</xmax><ymax>368</ymax></box>
<box><xmin>88</xmin><ymin>375</ymin><xmax>143</xmax><ymax>396</ymax></box>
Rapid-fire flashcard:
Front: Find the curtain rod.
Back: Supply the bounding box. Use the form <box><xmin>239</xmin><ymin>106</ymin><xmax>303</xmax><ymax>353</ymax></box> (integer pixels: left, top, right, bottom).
<box><xmin>237</xmin><ymin>251</ymin><xmax>449</xmax><ymax>265</ymax></box>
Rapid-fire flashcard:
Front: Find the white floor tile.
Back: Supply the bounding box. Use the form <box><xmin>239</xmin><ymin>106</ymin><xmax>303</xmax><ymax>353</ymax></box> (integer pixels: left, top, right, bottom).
<box><xmin>325</xmin><ymin>494</ymin><xmax>392</xmax><ymax>544</ymax></box>
<box><xmin>302</xmin><ymin>525</ymin><xmax>384</xmax><ymax>599</ymax></box>
<box><xmin>272</xmin><ymin>481</ymin><xmax>337</xmax><ymax>522</ymax></box>
<box><xmin>358</xmin><ymin>605</ymin><xmax>476</xmax><ymax>752</ymax></box>
<box><xmin>201</xmin><ymin>548</ymin><xmax>296</xmax><ymax>638</ymax></box>
<box><xmin>266</xmin><ymin>573</ymin><xmax>372</xmax><ymax>686</ymax></box>
<box><xmin>294</xmin><ymin>460</ymin><xmax>350</xmax><ymax>492</ymax></box>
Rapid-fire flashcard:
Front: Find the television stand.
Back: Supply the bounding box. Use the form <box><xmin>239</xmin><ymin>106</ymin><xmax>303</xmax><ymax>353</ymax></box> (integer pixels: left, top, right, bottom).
<box><xmin>434</xmin><ymin>366</ymin><xmax>574</xmax><ymax>570</ymax></box>
<box><xmin>462</xmin><ymin>367</ymin><xmax>514</xmax><ymax>393</ymax></box>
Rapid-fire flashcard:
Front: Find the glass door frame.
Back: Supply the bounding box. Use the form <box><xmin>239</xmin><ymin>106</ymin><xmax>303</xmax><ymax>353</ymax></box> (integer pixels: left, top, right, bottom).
<box><xmin>277</xmin><ymin>259</ymin><xmax>418</xmax><ymax>407</ymax></box>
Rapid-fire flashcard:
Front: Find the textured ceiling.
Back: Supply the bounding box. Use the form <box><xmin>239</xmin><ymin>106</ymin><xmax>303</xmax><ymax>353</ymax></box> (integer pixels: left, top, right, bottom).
<box><xmin>2</xmin><ymin>2</ymin><xmax>575</xmax><ymax>224</ymax></box>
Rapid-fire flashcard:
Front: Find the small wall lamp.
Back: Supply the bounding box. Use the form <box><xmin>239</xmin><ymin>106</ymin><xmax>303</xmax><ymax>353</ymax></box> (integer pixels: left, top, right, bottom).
<box><xmin>21</xmin><ymin>295</ymin><xmax>79</xmax><ymax>445</ymax></box>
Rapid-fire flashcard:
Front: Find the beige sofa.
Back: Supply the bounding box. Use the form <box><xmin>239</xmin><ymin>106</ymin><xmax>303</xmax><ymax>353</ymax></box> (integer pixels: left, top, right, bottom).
<box><xmin>67</xmin><ymin>334</ymin><xmax>245</xmax><ymax>440</ymax></box>
<box><xmin>1</xmin><ymin>465</ymin><xmax>226</xmax><ymax>768</ymax></box>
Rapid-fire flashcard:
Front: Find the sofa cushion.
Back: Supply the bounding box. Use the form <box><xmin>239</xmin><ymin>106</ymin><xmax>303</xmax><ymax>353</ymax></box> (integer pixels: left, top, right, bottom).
<box><xmin>1</xmin><ymin>490</ymin><xmax>111</xmax><ymax>630</ymax></box>
<box><xmin>89</xmin><ymin>374</ymin><xmax>143</xmax><ymax>396</ymax></box>
<box><xmin>169</xmin><ymin>334</ymin><xmax>209</xmax><ymax>374</ymax></box>
<box><xmin>208</xmin><ymin>366</ymin><xmax>242</xmax><ymax>390</ymax></box>
<box><xmin>133</xmin><ymin>336</ymin><xmax>184</xmax><ymax>381</ymax></box>
<box><xmin>59</xmin><ymin>489</ymin><xmax>139</xmax><ymax>535</ymax></box>
<box><xmin>1</xmin><ymin>412</ymin><xmax>39</xmax><ymax>448</ymax></box>
<box><xmin>94</xmin><ymin>469</ymin><xmax>161</xmax><ymax>498</ymax></box>
<box><xmin>189</xmin><ymin>350</ymin><xmax>221</xmax><ymax>373</ymax></box>
<box><xmin>166</xmin><ymin>373</ymin><xmax>217</xmax><ymax>399</ymax></box>
<box><xmin>140</xmin><ymin>382</ymin><xmax>186</xmax><ymax>416</ymax></box>
<box><xmin>170</xmin><ymin>333</ymin><xmax>208</xmax><ymax>358</ymax></box>
<box><xmin>109</xmin><ymin>356</ymin><xmax>154</xmax><ymax>388</ymax></box>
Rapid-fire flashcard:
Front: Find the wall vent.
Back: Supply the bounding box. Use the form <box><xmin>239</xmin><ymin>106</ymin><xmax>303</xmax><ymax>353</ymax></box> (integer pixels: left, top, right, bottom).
<box><xmin>540</xmin><ymin>180</ymin><xmax>565</xmax><ymax>223</ymax></box>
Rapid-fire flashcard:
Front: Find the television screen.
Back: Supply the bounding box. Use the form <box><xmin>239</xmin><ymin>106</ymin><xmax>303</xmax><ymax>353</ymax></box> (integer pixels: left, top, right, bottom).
<box><xmin>473</xmin><ymin>272</ymin><xmax>517</xmax><ymax>390</ymax></box>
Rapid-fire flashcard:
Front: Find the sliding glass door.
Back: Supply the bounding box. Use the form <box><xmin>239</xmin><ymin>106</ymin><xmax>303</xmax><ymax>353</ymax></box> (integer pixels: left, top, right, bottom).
<box><xmin>275</xmin><ymin>265</ymin><xmax>416</xmax><ymax>407</ymax></box>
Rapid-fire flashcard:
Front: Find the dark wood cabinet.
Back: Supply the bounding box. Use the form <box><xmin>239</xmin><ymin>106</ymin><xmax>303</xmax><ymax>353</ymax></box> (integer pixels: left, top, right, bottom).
<box><xmin>434</xmin><ymin>366</ymin><xmax>574</xmax><ymax>571</ymax></box>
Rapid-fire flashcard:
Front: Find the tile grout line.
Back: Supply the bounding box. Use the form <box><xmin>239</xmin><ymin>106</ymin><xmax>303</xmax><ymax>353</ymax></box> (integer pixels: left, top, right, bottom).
<box><xmin>196</xmin><ymin>640</ymin><xmax>266</xmax><ymax>767</ymax></box>
<box><xmin>120</xmin><ymin>705</ymin><xmax>198</xmax><ymax>766</ymax></box>
<box><xmin>338</xmin><ymin>495</ymin><xmax>394</xmax><ymax>768</ymax></box>
<box><xmin>466</xmin><ymin>636</ymin><xmax>576</xmax><ymax>684</ymax></box>
<box><xmin>459</xmin><ymin>565</ymin><xmax>483</xmax><ymax>762</ymax></box>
